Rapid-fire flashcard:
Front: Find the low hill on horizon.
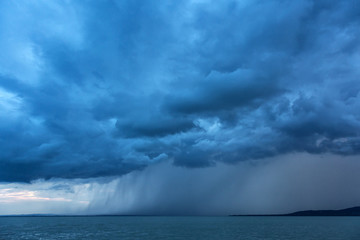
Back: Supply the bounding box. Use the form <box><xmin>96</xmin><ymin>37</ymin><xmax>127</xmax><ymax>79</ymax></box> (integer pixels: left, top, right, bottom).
<box><xmin>232</xmin><ymin>206</ymin><xmax>360</xmax><ymax>216</ymax></box>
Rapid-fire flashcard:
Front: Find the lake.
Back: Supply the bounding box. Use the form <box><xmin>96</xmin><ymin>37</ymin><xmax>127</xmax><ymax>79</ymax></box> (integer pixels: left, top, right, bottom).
<box><xmin>0</xmin><ymin>216</ymin><xmax>359</xmax><ymax>239</ymax></box>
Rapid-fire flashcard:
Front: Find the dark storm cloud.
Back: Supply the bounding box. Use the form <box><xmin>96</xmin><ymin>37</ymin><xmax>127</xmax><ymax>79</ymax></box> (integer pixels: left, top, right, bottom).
<box><xmin>0</xmin><ymin>0</ymin><xmax>360</xmax><ymax>181</ymax></box>
<box><xmin>166</xmin><ymin>69</ymin><xmax>282</xmax><ymax>114</ymax></box>
<box><xmin>86</xmin><ymin>154</ymin><xmax>360</xmax><ymax>215</ymax></box>
<box><xmin>115</xmin><ymin>116</ymin><xmax>195</xmax><ymax>138</ymax></box>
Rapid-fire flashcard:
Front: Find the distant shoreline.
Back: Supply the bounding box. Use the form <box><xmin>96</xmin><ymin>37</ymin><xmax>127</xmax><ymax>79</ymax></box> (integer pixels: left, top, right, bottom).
<box><xmin>1</xmin><ymin>206</ymin><xmax>360</xmax><ymax>217</ymax></box>
<box><xmin>231</xmin><ymin>206</ymin><xmax>360</xmax><ymax>217</ymax></box>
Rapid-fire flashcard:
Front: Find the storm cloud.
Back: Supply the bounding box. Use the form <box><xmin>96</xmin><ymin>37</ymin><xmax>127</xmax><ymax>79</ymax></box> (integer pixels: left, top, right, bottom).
<box><xmin>0</xmin><ymin>0</ymin><xmax>360</xmax><ymax>184</ymax></box>
<box><xmin>2</xmin><ymin>153</ymin><xmax>360</xmax><ymax>215</ymax></box>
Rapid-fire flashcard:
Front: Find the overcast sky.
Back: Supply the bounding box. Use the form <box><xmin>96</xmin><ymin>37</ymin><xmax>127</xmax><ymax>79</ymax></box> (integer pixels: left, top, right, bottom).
<box><xmin>0</xmin><ymin>0</ymin><xmax>360</xmax><ymax>215</ymax></box>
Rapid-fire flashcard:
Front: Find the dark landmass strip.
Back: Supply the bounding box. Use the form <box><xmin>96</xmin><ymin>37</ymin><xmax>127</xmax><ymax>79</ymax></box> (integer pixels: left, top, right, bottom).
<box><xmin>2</xmin><ymin>207</ymin><xmax>360</xmax><ymax>217</ymax></box>
<box><xmin>231</xmin><ymin>206</ymin><xmax>360</xmax><ymax>216</ymax></box>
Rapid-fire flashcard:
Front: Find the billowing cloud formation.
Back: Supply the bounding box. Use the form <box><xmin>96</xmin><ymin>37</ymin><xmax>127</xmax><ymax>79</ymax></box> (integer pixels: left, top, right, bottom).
<box><xmin>0</xmin><ymin>0</ymin><xmax>360</xmax><ymax>182</ymax></box>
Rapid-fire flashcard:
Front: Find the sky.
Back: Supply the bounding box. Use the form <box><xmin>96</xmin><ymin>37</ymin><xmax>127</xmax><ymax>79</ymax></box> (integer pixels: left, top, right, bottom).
<box><xmin>0</xmin><ymin>0</ymin><xmax>360</xmax><ymax>215</ymax></box>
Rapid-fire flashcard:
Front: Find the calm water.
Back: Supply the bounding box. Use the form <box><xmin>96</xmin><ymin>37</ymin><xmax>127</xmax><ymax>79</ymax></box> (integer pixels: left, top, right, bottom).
<box><xmin>0</xmin><ymin>216</ymin><xmax>359</xmax><ymax>240</ymax></box>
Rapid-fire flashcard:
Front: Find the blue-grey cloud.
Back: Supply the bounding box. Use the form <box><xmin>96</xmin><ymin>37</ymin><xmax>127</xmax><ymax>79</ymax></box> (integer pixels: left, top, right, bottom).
<box><xmin>0</xmin><ymin>0</ymin><xmax>360</xmax><ymax>182</ymax></box>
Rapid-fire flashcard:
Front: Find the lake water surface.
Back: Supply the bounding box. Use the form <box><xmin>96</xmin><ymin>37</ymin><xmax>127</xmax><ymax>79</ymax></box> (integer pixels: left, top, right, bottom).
<box><xmin>0</xmin><ymin>216</ymin><xmax>359</xmax><ymax>240</ymax></box>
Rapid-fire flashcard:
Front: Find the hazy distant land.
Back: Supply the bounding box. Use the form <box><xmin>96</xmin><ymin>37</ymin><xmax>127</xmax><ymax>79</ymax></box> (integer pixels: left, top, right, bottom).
<box><xmin>1</xmin><ymin>206</ymin><xmax>360</xmax><ymax>217</ymax></box>
<box><xmin>232</xmin><ymin>206</ymin><xmax>360</xmax><ymax>216</ymax></box>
